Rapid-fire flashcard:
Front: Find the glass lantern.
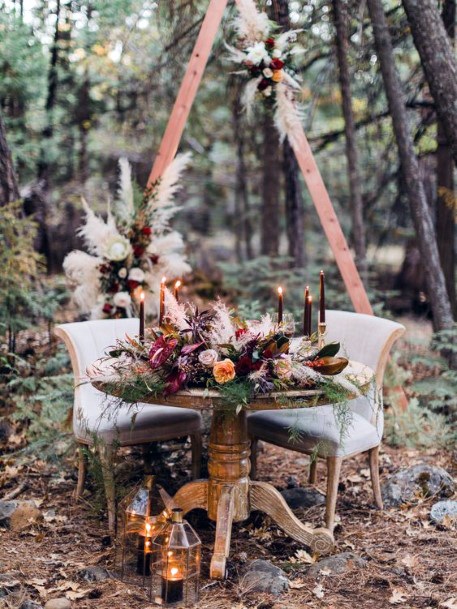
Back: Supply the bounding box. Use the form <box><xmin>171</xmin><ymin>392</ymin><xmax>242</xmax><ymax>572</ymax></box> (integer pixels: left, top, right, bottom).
<box><xmin>116</xmin><ymin>474</ymin><xmax>169</xmax><ymax>585</ymax></box>
<box><xmin>150</xmin><ymin>508</ymin><xmax>201</xmax><ymax>606</ymax></box>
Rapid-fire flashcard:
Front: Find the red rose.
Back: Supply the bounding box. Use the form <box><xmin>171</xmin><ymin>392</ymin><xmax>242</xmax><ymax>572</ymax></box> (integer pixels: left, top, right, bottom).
<box><xmin>149</xmin><ymin>254</ymin><xmax>159</xmax><ymax>264</ymax></box>
<box><xmin>235</xmin><ymin>354</ymin><xmax>262</xmax><ymax>376</ymax></box>
<box><xmin>133</xmin><ymin>245</ymin><xmax>145</xmax><ymax>257</ymax></box>
<box><xmin>270</xmin><ymin>58</ymin><xmax>284</xmax><ymax>70</ymax></box>
<box><xmin>265</xmin><ymin>37</ymin><xmax>275</xmax><ymax>47</ymax></box>
<box><xmin>127</xmin><ymin>280</ymin><xmax>139</xmax><ymax>292</ymax></box>
<box><xmin>102</xmin><ymin>303</ymin><xmax>113</xmax><ymax>314</ymax></box>
<box><xmin>141</xmin><ymin>227</ymin><xmax>152</xmax><ymax>236</ymax></box>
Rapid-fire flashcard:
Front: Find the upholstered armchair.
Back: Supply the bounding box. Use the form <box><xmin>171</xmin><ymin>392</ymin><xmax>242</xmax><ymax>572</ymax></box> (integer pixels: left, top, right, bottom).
<box><xmin>248</xmin><ymin>311</ymin><xmax>405</xmax><ymax>531</ymax></box>
<box><xmin>55</xmin><ymin>319</ymin><xmax>203</xmax><ymax>532</ymax></box>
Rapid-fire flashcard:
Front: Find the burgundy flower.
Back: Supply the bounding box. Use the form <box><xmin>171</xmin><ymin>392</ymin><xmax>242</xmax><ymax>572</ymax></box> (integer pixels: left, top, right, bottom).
<box><xmin>149</xmin><ymin>254</ymin><xmax>159</xmax><ymax>265</ymax></box>
<box><xmin>164</xmin><ymin>369</ymin><xmax>187</xmax><ymax>395</ymax></box>
<box><xmin>127</xmin><ymin>279</ymin><xmax>139</xmax><ymax>292</ymax></box>
<box><xmin>102</xmin><ymin>303</ymin><xmax>113</xmax><ymax>314</ymax></box>
<box><xmin>235</xmin><ymin>354</ymin><xmax>262</xmax><ymax>377</ymax></box>
<box><xmin>133</xmin><ymin>245</ymin><xmax>145</xmax><ymax>258</ymax></box>
<box><xmin>141</xmin><ymin>226</ymin><xmax>152</xmax><ymax>236</ymax></box>
<box><xmin>108</xmin><ymin>282</ymin><xmax>120</xmax><ymax>294</ymax></box>
<box><xmin>265</xmin><ymin>37</ymin><xmax>275</xmax><ymax>48</ymax></box>
<box><xmin>270</xmin><ymin>58</ymin><xmax>284</xmax><ymax>70</ymax></box>
<box><xmin>149</xmin><ymin>336</ymin><xmax>178</xmax><ymax>369</ymax></box>
<box><xmin>257</xmin><ymin>78</ymin><xmax>271</xmax><ymax>92</ymax></box>
<box><xmin>235</xmin><ymin>328</ymin><xmax>248</xmax><ymax>340</ymax></box>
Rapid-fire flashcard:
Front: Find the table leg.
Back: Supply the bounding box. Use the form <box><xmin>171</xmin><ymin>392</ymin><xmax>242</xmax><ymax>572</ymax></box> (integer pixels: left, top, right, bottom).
<box><xmin>210</xmin><ymin>485</ymin><xmax>235</xmax><ymax>579</ymax></box>
<box><xmin>250</xmin><ymin>481</ymin><xmax>334</xmax><ymax>555</ymax></box>
<box><xmin>172</xmin><ymin>480</ymin><xmax>209</xmax><ymax>514</ymax></box>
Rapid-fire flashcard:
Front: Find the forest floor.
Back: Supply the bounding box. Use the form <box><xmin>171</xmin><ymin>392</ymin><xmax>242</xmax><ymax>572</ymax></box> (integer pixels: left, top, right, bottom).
<box><xmin>0</xmin><ymin>436</ymin><xmax>456</xmax><ymax>609</ymax></box>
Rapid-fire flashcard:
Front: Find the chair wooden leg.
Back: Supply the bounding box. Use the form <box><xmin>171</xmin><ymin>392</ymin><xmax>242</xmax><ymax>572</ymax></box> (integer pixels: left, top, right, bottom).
<box><xmin>368</xmin><ymin>445</ymin><xmax>383</xmax><ymax>509</ymax></box>
<box><xmin>325</xmin><ymin>456</ymin><xmax>343</xmax><ymax>531</ymax></box>
<box><xmin>190</xmin><ymin>432</ymin><xmax>202</xmax><ymax>480</ymax></box>
<box><xmin>74</xmin><ymin>444</ymin><xmax>87</xmax><ymax>500</ymax></box>
<box><xmin>98</xmin><ymin>444</ymin><xmax>116</xmax><ymax>534</ymax></box>
<box><xmin>309</xmin><ymin>459</ymin><xmax>317</xmax><ymax>484</ymax></box>
<box><xmin>249</xmin><ymin>438</ymin><xmax>259</xmax><ymax>480</ymax></box>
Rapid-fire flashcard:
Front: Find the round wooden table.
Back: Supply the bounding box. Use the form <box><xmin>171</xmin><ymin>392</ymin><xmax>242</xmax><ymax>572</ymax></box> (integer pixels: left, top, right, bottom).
<box><xmin>90</xmin><ymin>360</ymin><xmax>373</xmax><ymax>579</ymax></box>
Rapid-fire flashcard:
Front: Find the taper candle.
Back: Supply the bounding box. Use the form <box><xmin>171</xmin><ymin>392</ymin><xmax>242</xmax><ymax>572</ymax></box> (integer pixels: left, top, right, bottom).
<box><xmin>307</xmin><ymin>295</ymin><xmax>313</xmax><ymax>337</ymax></box>
<box><xmin>319</xmin><ymin>270</ymin><xmax>325</xmax><ymax>324</ymax></box>
<box><xmin>139</xmin><ymin>290</ymin><xmax>145</xmax><ymax>344</ymax></box>
<box><xmin>277</xmin><ymin>286</ymin><xmax>283</xmax><ymax>325</ymax></box>
<box><xmin>159</xmin><ymin>276</ymin><xmax>166</xmax><ymax>326</ymax></box>
<box><xmin>173</xmin><ymin>280</ymin><xmax>181</xmax><ymax>302</ymax></box>
<box><xmin>303</xmin><ymin>285</ymin><xmax>309</xmax><ymax>335</ymax></box>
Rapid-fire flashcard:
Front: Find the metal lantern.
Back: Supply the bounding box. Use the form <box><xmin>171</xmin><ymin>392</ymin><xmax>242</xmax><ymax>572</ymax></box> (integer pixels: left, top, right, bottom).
<box><xmin>150</xmin><ymin>508</ymin><xmax>201</xmax><ymax>607</ymax></box>
<box><xmin>116</xmin><ymin>474</ymin><xmax>169</xmax><ymax>584</ymax></box>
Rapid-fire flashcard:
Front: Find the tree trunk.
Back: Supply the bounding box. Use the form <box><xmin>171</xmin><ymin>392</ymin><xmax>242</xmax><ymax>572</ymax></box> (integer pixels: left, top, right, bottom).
<box><xmin>232</xmin><ymin>91</ymin><xmax>254</xmax><ymax>261</ymax></box>
<box><xmin>436</xmin><ymin>0</ymin><xmax>456</xmax><ymax>314</ymax></box>
<box><xmin>37</xmin><ymin>0</ymin><xmax>61</xmax><ymax>187</ymax></box>
<box><xmin>366</xmin><ymin>0</ymin><xmax>455</xmax><ymax>332</ymax></box>
<box><xmin>275</xmin><ymin>0</ymin><xmax>306</xmax><ymax>268</ymax></box>
<box><xmin>260</xmin><ymin>109</ymin><xmax>281</xmax><ymax>257</ymax></box>
<box><xmin>402</xmin><ymin>0</ymin><xmax>457</xmax><ymax>168</ymax></box>
<box><xmin>0</xmin><ymin>111</ymin><xmax>20</xmax><ymax>205</ymax></box>
<box><xmin>332</xmin><ymin>0</ymin><xmax>367</xmax><ymax>276</ymax></box>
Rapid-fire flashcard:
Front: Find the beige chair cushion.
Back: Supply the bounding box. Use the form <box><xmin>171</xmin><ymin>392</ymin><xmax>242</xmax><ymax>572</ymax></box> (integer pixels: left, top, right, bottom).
<box><xmin>248</xmin><ymin>404</ymin><xmax>381</xmax><ymax>458</ymax></box>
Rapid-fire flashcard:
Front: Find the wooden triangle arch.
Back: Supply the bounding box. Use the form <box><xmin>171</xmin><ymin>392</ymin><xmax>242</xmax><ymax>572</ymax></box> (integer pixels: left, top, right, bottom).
<box><xmin>148</xmin><ymin>0</ymin><xmax>371</xmax><ymax>313</ymax></box>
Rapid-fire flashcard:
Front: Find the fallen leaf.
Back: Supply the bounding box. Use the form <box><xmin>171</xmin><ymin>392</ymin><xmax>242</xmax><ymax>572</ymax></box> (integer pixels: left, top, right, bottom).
<box><xmin>289</xmin><ymin>579</ymin><xmax>307</xmax><ymax>589</ymax></box>
<box><xmin>292</xmin><ymin>549</ymin><xmax>315</xmax><ymax>564</ymax></box>
<box><xmin>66</xmin><ymin>590</ymin><xmax>88</xmax><ymax>600</ymax></box>
<box><xmin>389</xmin><ymin>588</ymin><xmax>408</xmax><ymax>604</ymax></box>
<box><xmin>313</xmin><ymin>583</ymin><xmax>325</xmax><ymax>599</ymax></box>
<box><xmin>401</xmin><ymin>555</ymin><xmax>417</xmax><ymax>569</ymax></box>
<box><xmin>440</xmin><ymin>599</ymin><xmax>457</xmax><ymax>609</ymax></box>
<box><xmin>28</xmin><ymin>578</ymin><xmax>47</xmax><ymax>586</ymax></box>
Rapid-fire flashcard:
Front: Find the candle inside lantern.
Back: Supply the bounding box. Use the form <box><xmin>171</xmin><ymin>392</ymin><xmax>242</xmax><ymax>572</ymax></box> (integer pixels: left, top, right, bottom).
<box><xmin>136</xmin><ymin>522</ymin><xmax>152</xmax><ymax>576</ymax></box>
<box><xmin>161</xmin><ymin>562</ymin><xmax>184</xmax><ymax>604</ymax></box>
<box><xmin>139</xmin><ymin>290</ymin><xmax>145</xmax><ymax>344</ymax></box>
<box><xmin>277</xmin><ymin>286</ymin><xmax>283</xmax><ymax>325</ymax></box>
<box><xmin>173</xmin><ymin>280</ymin><xmax>182</xmax><ymax>302</ymax></box>
<box><xmin>303</xmin><ymin>285</ymin><xmax>309</xmax><ymax>336</ymax></box>
<box><xmin>159</xmin><ymin>276</ymin><xmax>166</xmax><ymax>326</ymax></box>
<box><xmin>319</xmin><ymin>270</ymin><xmax>326</xmax><ymax>324</ymax></box>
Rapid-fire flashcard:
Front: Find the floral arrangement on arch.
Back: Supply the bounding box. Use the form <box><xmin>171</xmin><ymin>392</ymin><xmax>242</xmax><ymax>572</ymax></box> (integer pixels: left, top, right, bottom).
<box><xmin>63</xmin><ymin>155</ymin><xmax>192</xmax><ymax>319</ymax></box>
<box><xmin>97</xmin><ymin>294</ymin><xmax>360</xmax><ymax>406</ymax></box>
<box><xmin>227</xmin><ymin>0</ymin><xmax>304</xmax><ymax>146</ymax></box>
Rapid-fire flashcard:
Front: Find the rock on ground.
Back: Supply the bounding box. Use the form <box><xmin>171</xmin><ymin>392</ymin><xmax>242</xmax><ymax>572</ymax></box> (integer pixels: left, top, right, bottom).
<box><xmin>20</xmin><ymin>601</ymin><xmax>44</xmax><ymax>609</ymax></box>
<box><xmin>78</xmin><ymin>565</ymin><xmax>110</xmax><ymax>582</ymax></box>
<box><xmin>381</xmin><ymin>464</ymin><xmax>455</xmax><ymax>508</ymax></box>
<box><xmin>44</xmin><ymin>599</ymin><xmax>72</xmax><ymax>609</ymax></box>
<box><xmin>281</xmin><ymin>487</ymin><xmax>326</xmax><ymax>509</ymax></box>
<box><xmin>306</xmin><ymin>553</ymin><xmax>367</xmax><ymax>578</ymax></box>
<box><xmin>430</xmin><ymin>500</ymin><xmax>457</xmax><ymax>524</ymax></box>
<box><xmin>0</xmin><ymin>500</ymin><xmax>42</xmax><ymax>531</ymax></box>
<box><xmin>242</xmin><ymin>560</ymin><xmax>289</xmax><ymax>596</ymax></box>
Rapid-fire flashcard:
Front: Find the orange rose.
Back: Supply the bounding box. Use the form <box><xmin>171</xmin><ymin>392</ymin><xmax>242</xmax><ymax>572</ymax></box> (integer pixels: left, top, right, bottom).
<box><xmin>272</xmin><ymin>69</ymin><xmax>284</xmax><ymax>83</ymax></box>
<box><xmin>213</xmin><ymin>359</ymin><xmax>236</xmax><ymax>384</ymax></box>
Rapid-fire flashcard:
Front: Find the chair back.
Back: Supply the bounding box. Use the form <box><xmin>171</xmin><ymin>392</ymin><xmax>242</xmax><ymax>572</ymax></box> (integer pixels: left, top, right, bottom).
<box><xmin>55</xmin><ymin>319</ymin><xmax>140</xmax><ymax>440</ymax></box>
<box><xmin>325</xmin><ymin>311</ymin><xmax>405</xmax><ymax>430</ymax></box>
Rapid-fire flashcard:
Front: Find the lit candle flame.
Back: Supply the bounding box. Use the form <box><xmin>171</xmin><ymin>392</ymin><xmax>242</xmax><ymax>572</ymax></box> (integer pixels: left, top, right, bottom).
<box><xmin>140</xmin><ymin>290</ymin><xmax>145</xmax><ymax>302</ymax></box>
<box><xmin>174</xmin><ymin>280</ymin><xmax>181</xmax><ymax>290</ymax></box>
<box><xmin>170</xmin><ymin>567</ymin><xmax>179</xmax><ymax>577</ymax></box>
<box><xmin>161</xmin><ymin>276</ymin><xmax>167</xmax><ymax>284</ymax></box>
<box><xmin>145</xmin><ymin>522</ymin><xmax>151</xmax><ymax>534</ymax></box>
<box><xmin>277</xmin><ymin>286</ymin><xmax>283</xmax><ymax>295</ymax></box>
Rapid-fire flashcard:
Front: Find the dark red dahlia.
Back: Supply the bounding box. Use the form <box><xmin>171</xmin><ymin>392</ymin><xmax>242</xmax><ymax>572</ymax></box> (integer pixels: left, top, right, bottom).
<box><xmin>270</xmin><ymin>58</ymin><xmax>284</xmax><ymax>70</ymax></box>
<box><xmin>141</xmin><ymin>226</ymin><xmax>152</xmax><ymax>236</ymax></box>
<box><xmin>133</xmin><ymin>245</ymin><xmax>145</xmax><ymax>258</ymax></box>
<box><xmin>102</xmin><ymin>303</ymin><xmax>113</xmax><ymax>314</ymax></box>
<box><xmin>127</xmin><ymin>279</ymin><xmax>140</xmax><ymax>292</ymax></box>
<box><xmin>235</xmin><ymin>354</ymin><xmax>262</xmax><ymax>377</ymax></box>
<box><xmin>257</xmin><ymin>78</ymin><xmax>271</xmax><ymax>91</ymax></box>
<box><xmin>149</xmin><ymin>254</ymin><xmax>159</xmax><ymax>264</ymax></box>
<box><xmin>265</xmin><ymin>37</ymin><xmax>275</xmax><ymax>47</ymax></box>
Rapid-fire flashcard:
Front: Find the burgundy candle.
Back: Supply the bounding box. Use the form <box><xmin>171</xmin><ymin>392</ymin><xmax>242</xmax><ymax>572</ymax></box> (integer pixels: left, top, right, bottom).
<box><xmin>303</xmin><ymin>285</ymin><xmax>309</xmax><ymax>335</ymax></box>
<box><xmin>319</xmin><ymin>270</ymin><xmax>325</xmax><ymax>324</ymax></box>
<box><xmin>139</xmin><ymin>290</ymin><xmax>145</xmax><ymax>344</ymax></box>
<box><xmin>307</xmin><ymin>295</ymin><xmax>313</xmax><ymax>337</ymax></box>
<box><xmin>277</xmin><ymin>286</ymin><xmax>283</xmax><ymax>325</ymax></box>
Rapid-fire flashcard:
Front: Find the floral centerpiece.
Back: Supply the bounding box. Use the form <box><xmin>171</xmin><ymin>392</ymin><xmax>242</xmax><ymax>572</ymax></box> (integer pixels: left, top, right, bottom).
<box><xmin>95</xmin><ymin>294</ymin><xmax>364</xmax><ymax>410</ymax></box>
<box><xmin>227</xmin><ymin>0</ymin><xmax>304</xmax><ymax>145</ymax></box>
<box><xmin>63</xmin><ymin>154</ymin><xmax>191</xmax><ymax>319</ymax></box>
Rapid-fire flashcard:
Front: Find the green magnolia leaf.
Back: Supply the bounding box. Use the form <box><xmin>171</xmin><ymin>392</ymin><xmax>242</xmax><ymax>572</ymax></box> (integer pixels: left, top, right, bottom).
<box><xmin>316</xmin><ymin>342</ymin><xmax>340</xmax><ymax>359</ymax></box>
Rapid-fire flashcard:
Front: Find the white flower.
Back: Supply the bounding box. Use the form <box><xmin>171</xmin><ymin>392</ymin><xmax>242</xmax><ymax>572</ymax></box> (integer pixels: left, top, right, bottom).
<box><xmin>113</xmin><ymin>291</ymin><xmax>132</xmax><ymax>309</ymax></box>
<box><xmin>263</xmin><ymin>67</ymin><xmax>273</xmax><ymax>78</ymax></box>
<box><xmin>118</xmin><ymin>267</ymin><xmax>127</xmax><ymax>279</ymax></box>
<box><xmin>272</xmin><ymin>49</ymin><xmax>282</xmax><ymax>58</ymax></box>
<box><xmin>246</xmin><ymin>42</ymin><xmax>268</xmax><ymax>65</ymax></box>
<box><xmin>263</xmin><ymin>86</ymin><xmax>272</xmax><ymax>97</ymax></box>
<box><xmin>128</xmin><ymin>267</ymin><xmax>145</xmax><ymax>283</ymax></box>
<box><xmin>103</xmin><ymin>235</ymin><xmax>132</xmax><ymax>261</ymax></box>
<box><xmin>198</xmin><ymin>349</ymin><xmax>219</xmax><ymax>367</ymax></box>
